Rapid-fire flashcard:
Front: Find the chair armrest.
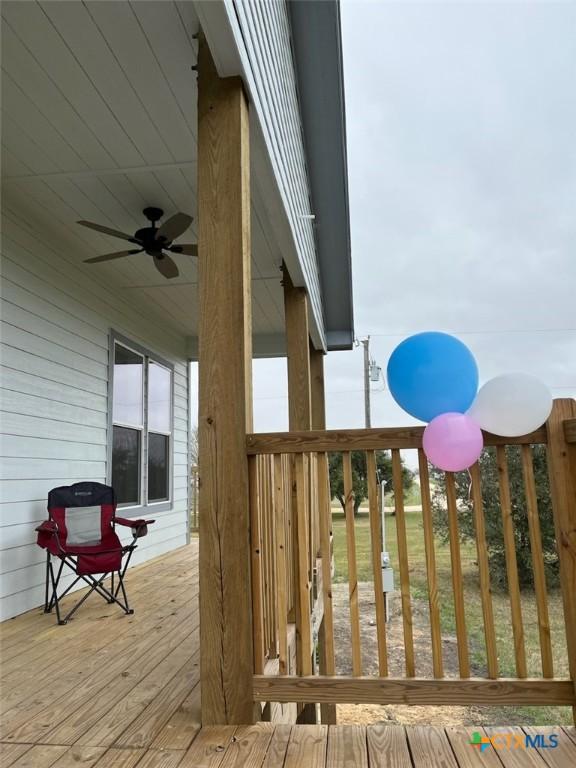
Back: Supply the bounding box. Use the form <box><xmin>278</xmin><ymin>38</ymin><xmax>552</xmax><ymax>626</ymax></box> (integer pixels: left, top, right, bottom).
<box><xmin>35</xmin><ymin>520</ymin><xmax>58</xmax><ymax>533</ymax></box>
<box><xmin>115</xmin><ymin>517</ymin><xmax>155</xmax><ymax>528</ymax></box>
<box><xmin>115</xmin><ymin>517</ymin><xmax>155</xmax><ymax>539</ymax></box>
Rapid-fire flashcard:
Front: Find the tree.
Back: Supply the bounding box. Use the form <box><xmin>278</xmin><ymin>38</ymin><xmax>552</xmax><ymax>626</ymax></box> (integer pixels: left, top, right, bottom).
<box><xmin>329</xmin><ymin>451</ymin><xmax>413</xmax><ymax>515</ymax></box>
<box><xmin>430</xmin><ymin>445</ymin><xmax>558</xmax><ymax>590</ymax></box>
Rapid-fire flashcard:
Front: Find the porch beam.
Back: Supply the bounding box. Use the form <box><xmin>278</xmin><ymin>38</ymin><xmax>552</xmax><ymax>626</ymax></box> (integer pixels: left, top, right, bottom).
<box><xmin>197</xmin><ymin>37</ymin><xmax>254</xmax><ymax>725</ymax></box>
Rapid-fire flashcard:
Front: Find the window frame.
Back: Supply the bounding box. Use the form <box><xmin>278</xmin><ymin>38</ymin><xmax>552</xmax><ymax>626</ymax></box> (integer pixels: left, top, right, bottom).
<box><xmin>108</xmin><ymin>331</ymin><xmax>174</xmax><ymax>514</ymax></box>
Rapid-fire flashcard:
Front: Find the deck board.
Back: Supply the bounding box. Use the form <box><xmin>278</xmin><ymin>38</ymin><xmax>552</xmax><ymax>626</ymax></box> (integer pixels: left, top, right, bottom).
<box><xmin>0</xmin><ymin>742</ymin><xmax>33</xmax><ymax>768</ymax></box>
<box><xmin>367</xmin><ymin>724</ymin><xmax>412</xmax><ymax>768</ymax></box>
<box><xmin>92</xmin><ymin>749</ymin><xmax>146</xmax><ymax>768</ymax></box>
<box><xmin>1</xmin><ymin>543</ymin><xmax>573</xmax><ymax>767</ymax></box>
<box><xmin>523</xmin><ymin>727</ymin><xmax>576</xmax><ymax>768</ymax></box>
<box><xmin>484</xmin><ymin>727</ymin><xmax>548</xmax><ymax>767</ymax></box>
<box><xmin>445</xmin><ymin>727</ymin><xmax>502</xmax><ymax>768</ymax></box>
<box><xmin>262</xmin><ymin>725</ymin><xmax>292</xmax><ymax>767</ymax></box>
<box><xmin>284</xmin><ymin>724</ymin><xmax>327</xmax><ymax>768</ymax></box>
<box><xmin>406</xmin><ymin>726</ymin><xmax>458</xmax><ymax>768</ymax></box>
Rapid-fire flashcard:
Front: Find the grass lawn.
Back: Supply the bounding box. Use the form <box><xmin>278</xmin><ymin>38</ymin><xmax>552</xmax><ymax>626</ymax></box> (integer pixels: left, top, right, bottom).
<box><xmin>331</xmin><ymin>506</ymin><xmax>571</xmax><ymax>725</ymax></box>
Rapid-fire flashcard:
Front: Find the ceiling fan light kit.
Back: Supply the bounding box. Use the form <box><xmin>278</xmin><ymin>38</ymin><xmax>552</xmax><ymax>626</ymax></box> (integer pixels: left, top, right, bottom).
<box><xmin>78</xmin><ymin>207</ymin><xmax>198</xmax><ymax>279</ymax></box>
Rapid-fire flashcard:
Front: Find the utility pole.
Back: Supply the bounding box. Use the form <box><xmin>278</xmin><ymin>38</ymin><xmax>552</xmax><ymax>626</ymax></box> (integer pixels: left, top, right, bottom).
<box><xmin>361</xmin><ymin>337</ymin><xmax>371</xmax><ymax>428</ymax></box>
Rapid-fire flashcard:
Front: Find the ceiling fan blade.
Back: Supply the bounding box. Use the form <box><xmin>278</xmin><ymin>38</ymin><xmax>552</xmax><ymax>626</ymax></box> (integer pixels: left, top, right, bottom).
<box><xmin>153</xmin><ymin>253</ymin><xmax>179</xmax><ymax>279</ymax></box>
<box><xmin>157</xmin><ymin>212</ymin><xmax>193</xmax><ymax>243</ymax></box>
<box><xmin>168</xmin><ymin>243</ymin><xmax>198</xmax><ymax>257</ymax></box>
<box><xmin>77</xmin><ymin>221</ymin><xmax>137</xmax><ymax>242</ymax></box>
<box><xmin>84</xmin><ymin>249</ymin><xmax>142</xmax><ymax>264</ymax></box>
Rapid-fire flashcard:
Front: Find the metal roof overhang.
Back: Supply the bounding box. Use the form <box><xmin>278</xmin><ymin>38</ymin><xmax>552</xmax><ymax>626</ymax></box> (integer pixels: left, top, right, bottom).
<box><xmin>288</xmin><ymin>0</ymin><xmax>354</xmax><ymax>351</ymax></box>
<box><xmin>196</xmin><ymin>0</ymin><xmax>354</xmax><ymax>353</ymax></box>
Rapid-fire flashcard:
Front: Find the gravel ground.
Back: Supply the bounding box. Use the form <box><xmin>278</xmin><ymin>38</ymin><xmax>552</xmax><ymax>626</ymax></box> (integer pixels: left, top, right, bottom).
<box><xmin>332</xmin><ymin>582</ymin><xmax>488</xmax><ymax>726</ymax></box>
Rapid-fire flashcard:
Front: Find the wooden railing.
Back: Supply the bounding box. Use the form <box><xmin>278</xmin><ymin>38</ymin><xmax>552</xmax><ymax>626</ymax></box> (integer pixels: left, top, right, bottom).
<box><xmin>190</xmin><ymin>465</ymin><xmax>199</xmax><ymax>532</ymax></box>
<box><xmin>247</xmin><ymin>399</ymin><xmax>576</xmax><ymax>721</ymax></box>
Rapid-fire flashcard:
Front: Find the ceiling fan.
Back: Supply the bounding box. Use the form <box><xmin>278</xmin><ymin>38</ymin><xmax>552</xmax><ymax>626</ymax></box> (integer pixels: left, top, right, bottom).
<box><xmin>78</xmin><ymin>207</ymin><xmax>197</xmax><ymax>279</ymax></box>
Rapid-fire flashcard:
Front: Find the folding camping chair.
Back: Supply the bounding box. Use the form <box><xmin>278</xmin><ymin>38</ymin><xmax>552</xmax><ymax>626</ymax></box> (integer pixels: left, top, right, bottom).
<box><xmin>36</xmin><ymin>482</ymin><xmax>155</xmax><ymax>625</ymax></box>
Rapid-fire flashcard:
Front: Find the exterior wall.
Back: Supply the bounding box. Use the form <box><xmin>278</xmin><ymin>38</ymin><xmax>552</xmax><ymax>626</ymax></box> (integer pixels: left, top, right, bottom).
<box><xmin>196</xmin><ymin>0</ymin><xmax>325</xmax><ymax>349</ymax></box>
<box><xmin>0</xmin><ymin>208</ymin><xmax>190</xmax><ymax>620</ymax></box>
<box><xmin>231</xmin><ymin>0</ymin><xmax>323</xmax><ymax>340</ymax></box>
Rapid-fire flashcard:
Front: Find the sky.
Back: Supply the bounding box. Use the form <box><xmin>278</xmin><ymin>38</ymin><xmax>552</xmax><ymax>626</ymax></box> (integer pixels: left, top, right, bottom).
<box><xmin>194</xmin><ymin>0</ymin><xmax>576</xmax><ymax>438</ymax></box>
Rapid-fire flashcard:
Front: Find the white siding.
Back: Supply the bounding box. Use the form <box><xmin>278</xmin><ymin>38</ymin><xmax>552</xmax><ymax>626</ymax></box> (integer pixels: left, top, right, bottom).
<box><xmin>232</xmin><ymin>0</ymin><xmax>323</xmax><ymax>339</ymax></box>
<box><xmin>196</xmin><ymin>0</ymin><xmax>324</xmax><ymax>348</ymax></box>
<box><xmin>0</xmin><ymin>211</ymin><xmax>190</xmax><ymax>620</ymax></box>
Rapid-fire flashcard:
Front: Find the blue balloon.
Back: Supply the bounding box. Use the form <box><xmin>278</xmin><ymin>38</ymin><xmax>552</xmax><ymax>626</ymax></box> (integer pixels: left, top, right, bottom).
<box><xmin>387</xmin><ymin>332</ymin><xmax>478</xmax><ymax>422</ymax></box>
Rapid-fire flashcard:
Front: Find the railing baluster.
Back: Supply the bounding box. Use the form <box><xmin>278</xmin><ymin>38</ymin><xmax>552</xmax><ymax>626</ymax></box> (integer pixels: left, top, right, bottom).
<box><xmin>343</xmin><ymin>451</ymin><xmax>362</xmax><ymax>676</ymax></box>
<box><xmin>285</xmin><ymin>454</ymin><xmax>294</xmax><ymax>618</ymax></box>
<box><xmin>263</xmin><ymin>457</ymin><xmax>272</xmax><ymax>655</ymax></box>
<box><xmin>521</xmin><ymin>444</ymin><xmax>554</xmax><ymax>678</ymax></box>
<box><xmin>317</xmin><ymin>452</ymin><xmax>335</xmax><ymax>674</ymax></box>
<box><xmin>274</xmin><ymin>454</ymin><xmax>289</xmax><ymax>675</ymax></box>
<box><xmin>309</xmin><ymin>453</ymin><xmax>319</xmax><ymax>587</ymax></box>
<box><xmin>496</xmin><ymin>445</ymin><xmax>527</xmax><ymax>678</ymax></box>
<box><xmin>367</xmin><ymin>451</ymin><xmax>388</xmax><ymax>677</ymax></box>
<box><xmin>269</xmin><ymin>456</ymin><xmax>277</xmax><ymax>658</ymax></box>
<box><xmin>469</xmin><ymin>462</ymin><xmax>499</xmax><ymax>679</ymax></box>
<box><xmin>249</xmin><ymin>455</ymin><xmax>265</xmax><ymax>674</ymax></box>
<box><xmin>445</xmin><ymin>471</ymin><xmax>470</xmax><ymax>678</ymax></box>
<box><xmin>318</xmin><ymin>451</ymin><xmax>337</xmax><ymax>723</ymax></box>
<box><xmin>391</xmin><ymin>448</ymin><xmax>415</xmax><ymax>677</ymax></box>
<box><xmin>294</xmin><ymin>452</ymin><xmax>312</xmax><ymax>675</ymax></box>
<box><xmin>261</xmin><ymin>458</ymin><xmax>269</xmax><ymax>655</ymax></box>
<box><xmin>418</xmin><ymin>450</ymin><xmax>443</xmax><ymax>679</ymax></box>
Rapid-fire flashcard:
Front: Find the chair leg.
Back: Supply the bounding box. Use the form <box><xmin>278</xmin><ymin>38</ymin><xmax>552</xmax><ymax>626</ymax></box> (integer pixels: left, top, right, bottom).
<box><xmin>44</xmin><ymin>552</ymin><xmax>51</xmax><ymax>613</ymax></box>
<box><xmin>45</xmin><ymin>551</ymin><xmax>137</xmax><ymax>624</ymax></box>
<box><xmin>115</xmin><ymin>570</ymin><xmax>134</xmax><ymax>615</ymax></box>
<box><xmin>47</xmin><ymin>557</ymin><xmax>64</xmax><ymax>624</ymax></box>
<box><xmin>61</xmin><ymin>580</ymin><xmax>102</xmax><ymax>624</ymax></box>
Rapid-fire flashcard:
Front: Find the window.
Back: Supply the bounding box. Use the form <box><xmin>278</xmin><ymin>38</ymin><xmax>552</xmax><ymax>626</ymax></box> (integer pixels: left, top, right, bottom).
<box><xmin>110</xmin><ymin>337</ymin><xmax>173</xmax><ymax>508</ymax></box>
<box><xmin>147</xmin><ymin>362</ymin><xmax>171</xmax><ymax>502</ymax></box>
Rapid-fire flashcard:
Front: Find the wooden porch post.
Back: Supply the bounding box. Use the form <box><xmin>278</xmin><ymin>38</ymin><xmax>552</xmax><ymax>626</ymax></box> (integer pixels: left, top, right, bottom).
<box><xmin>546</xmin><ymin>398</ymin><xmax>576</xmax><ymax>724</ymax></box>
<box><xmin>283</xmin><ymin>266</ymin><xmax>312</xmax><ymax>430</ymax></box>
<box><xmin>197</xmin><ymin>38</ymin><xmax>254</xmax><ymax>725</ymax></box>
<box><xmin>310</xmin><ymin>348</ymin><xmax>337</xmax><ymax>725</ymax></box>
<box><xmin>283</xmin><ymin>264</ymin><xmax>317</xmax><ymax>724</ymax></box>
<box><xmin>310</xmin><ymin>346</ymin><xmax>326</xmax><ymax>432</ymax></box>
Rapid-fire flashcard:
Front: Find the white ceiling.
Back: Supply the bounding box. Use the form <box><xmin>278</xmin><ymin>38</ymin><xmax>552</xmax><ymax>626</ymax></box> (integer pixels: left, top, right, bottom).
<box><xmin>1</xmin><ymin>1</ymin><xmax>285</xmax><ymax>349</ymax></box>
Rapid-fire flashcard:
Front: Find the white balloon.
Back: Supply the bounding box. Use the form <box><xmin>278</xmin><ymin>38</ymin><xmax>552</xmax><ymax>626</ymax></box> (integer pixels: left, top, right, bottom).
<box><xmin>467</xmin><ymin>373</ymin><xmax>552</xmax><ymax>437</ymax></box>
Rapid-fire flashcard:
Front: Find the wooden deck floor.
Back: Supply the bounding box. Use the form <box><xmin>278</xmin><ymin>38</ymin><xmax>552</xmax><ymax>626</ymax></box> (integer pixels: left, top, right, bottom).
<box><xmin>1</xmin><ymin>544</ymin><xmax>575</xmax><ymax>767</ymax></box>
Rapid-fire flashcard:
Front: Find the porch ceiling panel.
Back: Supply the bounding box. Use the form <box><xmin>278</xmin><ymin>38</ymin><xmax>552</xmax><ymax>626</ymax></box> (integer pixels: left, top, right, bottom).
<box><xmin>1</xmin><ymin>0</ymin><xmax>286</xmax><ymax>355</ymax></box>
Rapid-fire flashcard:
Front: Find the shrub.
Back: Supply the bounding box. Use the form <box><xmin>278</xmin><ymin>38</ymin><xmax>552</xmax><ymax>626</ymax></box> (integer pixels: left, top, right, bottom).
<box><xmin>430</xmin><ymin>445</ymin><xmax>558</xmax><ymax>590</ymax></box>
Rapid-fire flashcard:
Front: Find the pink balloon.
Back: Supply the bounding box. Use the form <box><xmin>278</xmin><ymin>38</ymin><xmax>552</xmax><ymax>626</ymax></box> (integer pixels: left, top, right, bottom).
<box><xmin>423</xmin><ymin>412</ymin><xmax>483</xmax><ymax>472</ymax></box>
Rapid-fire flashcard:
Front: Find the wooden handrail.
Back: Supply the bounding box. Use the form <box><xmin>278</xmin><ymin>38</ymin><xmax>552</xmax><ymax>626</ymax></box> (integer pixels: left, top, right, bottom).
<box><xmin>253</xmin><ymin>676</ymin><xmax>575</xmax><ymax>706</ymax></box>
<box><xmin>246</xmin><ymin>425</ymin><xmax>548</xmax><ymax>454</ymax></box>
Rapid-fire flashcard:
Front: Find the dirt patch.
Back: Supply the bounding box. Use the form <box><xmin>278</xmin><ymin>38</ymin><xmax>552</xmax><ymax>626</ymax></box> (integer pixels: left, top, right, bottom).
<box><xmin>332</xmin><ymin>582</ymin><xmax>487</xmax><ymax>726</ymax></box>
